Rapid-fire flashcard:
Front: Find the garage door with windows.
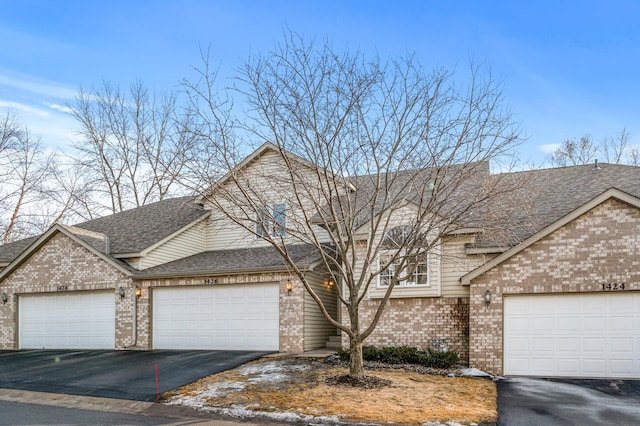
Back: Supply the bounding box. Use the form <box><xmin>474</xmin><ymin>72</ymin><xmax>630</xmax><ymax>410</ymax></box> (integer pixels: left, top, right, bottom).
<box><xmin>504</xmin><ymin>292</ymin><xmax>640</xmax><ymax>378</ymax></box>
<box><xmin>19</xmin><ymin>291</ymin><xmax>116</xmax><ymax>349</ymax></box>
<box><xmin>153</xmin><ymin>284</ymin><xmax>279</xmax><ymax>351</ymax></box>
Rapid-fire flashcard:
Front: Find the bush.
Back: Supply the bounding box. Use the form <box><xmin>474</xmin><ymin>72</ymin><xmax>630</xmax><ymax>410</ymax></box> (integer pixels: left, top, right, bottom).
<box><xmin>337</xmin><ymin>345</ymin><xmax>459</xmax><ymax>369</ymax></box>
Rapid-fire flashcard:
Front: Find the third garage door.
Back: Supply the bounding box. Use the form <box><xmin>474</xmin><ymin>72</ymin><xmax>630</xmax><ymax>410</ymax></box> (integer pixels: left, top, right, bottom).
<box><xmin>152</xmin><ymin>284</ymin><xmax>279</xmax><ymax>351</ymax></box>
<box><xmin>504</xmin><ymin>292</ymin><xmax>640</xmax><ymax>378</ymax></box>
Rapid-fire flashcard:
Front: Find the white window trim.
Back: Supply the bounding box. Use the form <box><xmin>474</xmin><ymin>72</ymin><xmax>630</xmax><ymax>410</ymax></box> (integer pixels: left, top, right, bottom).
<box><xmin>369</xmin><ymin>245</ymin><xmax>441</xmax><ymax>299</ymax></box>
<box><xmin>377</xmin><ymin>250</ymin><xmax>430</xmax><ymax>288</ymax></box>
<box><xmin>255</xmin><ymin>203</ymin><xmax>287</xmax><ymax>238</ymax></box>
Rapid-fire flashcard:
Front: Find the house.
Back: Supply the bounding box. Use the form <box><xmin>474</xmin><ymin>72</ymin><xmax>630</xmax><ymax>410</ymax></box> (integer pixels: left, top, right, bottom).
<box><xmin>0</xmin><ymin>143</ymin><xmax>639</xmax><ymax>379</ymax></box>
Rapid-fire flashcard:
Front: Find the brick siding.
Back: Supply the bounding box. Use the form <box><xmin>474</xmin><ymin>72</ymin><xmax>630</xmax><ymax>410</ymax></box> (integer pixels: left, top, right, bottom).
<box><xmin>1</xmin><ymin>233</ymin><xmax>307</xmax><ymax>352</ymax></box>
<box><xmin>0</xmin><ymin>233</ymin><xmax>133</xmax><ymax>349</ymax></box>
<box><xmin>469</xmin><ymin>199</ymin><xmax>640</xmax><ymax>375</ymax></box>
<box><xmin>342</xmin><ymin>296</ymin><xmax>469</xmax><ymax>362</ymax></box>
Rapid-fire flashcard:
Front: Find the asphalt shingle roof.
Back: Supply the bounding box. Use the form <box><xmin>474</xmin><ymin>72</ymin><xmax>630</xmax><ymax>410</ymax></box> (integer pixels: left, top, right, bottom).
<box><xmin>75</xmin><ymin>196</ymin><xmax>207</xmax><ymax>255</ymax></box>
<box><xmin>0</xmin><ymin>236</ymin><xmax>38</xmax><ymax>263</ymax></box>
<box><xmin>0</xmin><ymin>196</ymin><xmax>207</xmax><ymax>265</ymax></box>
<box><xmin>475</xmin><ymin>162</ymin><xmax>640</xmax><ymax>247</ymax></box>
<box><xmin>2</xmin><ymin>162</ymin><xmax>640</xmax><ymax>269</ymax></box>
<box><xmin>135</xmin><ymin>244</ymin><xmax>322</xmax><ymax>278</ymax></box>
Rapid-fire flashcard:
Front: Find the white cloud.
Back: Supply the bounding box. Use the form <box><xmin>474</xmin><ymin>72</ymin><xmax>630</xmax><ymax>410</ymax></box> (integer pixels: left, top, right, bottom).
<box><xmin>0</xmin><ymin>71</ymin><xmax>76</xmax><ymax>99</ymax></box>
<box><xmin>537</xmin><ymin>143</ymin><xmax>560</xmax><ymax>154</ymax></box>
<box><xmin>44</xmin><ymin>102</ymin><xmax>74</xmax><ymax>114</ymax></box>
<box><xmin>0</xmin><ymin>98</ymin><xmax>80</xmax><ymax>150</ymax></box>
<box><xmin>0</xmin><ymin>100</ymin><xmax>50</xmax><ymax>117</ymax></box>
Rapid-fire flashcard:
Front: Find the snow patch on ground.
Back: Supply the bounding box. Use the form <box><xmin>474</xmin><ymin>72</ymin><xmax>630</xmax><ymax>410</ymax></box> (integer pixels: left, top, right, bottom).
<box><xmin>239</xmin><ymin>359</ymin><xmax>309</xmax><ymax>375</ymax></box>
<box><xmin>165</xmin><ymin>380</ymin><xmax>246</xmax><ymax>409</ymax></box>
<box><xmin>189</xmin><ymin>404</ymin><xmax>343</xmax><ymax>425</ymax></box>
<box><xmin>239</xmin><ymin>359</ymin><xmax>310</xmax><ymax>385</ymax></box>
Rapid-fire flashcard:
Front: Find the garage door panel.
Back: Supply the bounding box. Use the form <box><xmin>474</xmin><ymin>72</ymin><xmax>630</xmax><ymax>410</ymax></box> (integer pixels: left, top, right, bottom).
<box><xmin>531</xmin><ymin>317</ymin><xmax>554</xmax><ymax>332</ymax></box>
<box><xmin>558</xmin><ymin>316</ymin><xmax>580</xmax><ymax>332</ymax></box>
<box><xmin>558</xmin><ymin>338</ymin><xmax>580</xmax><ymax>352</ymax></box>
<box><xmin>610</xmin><ymin>316</ymin><xmax>633</xmax><ymax>331</ymax></box>
<box><xmin>153</xmin><ymin>284</ymin><xmax>279</xmax><ymax>351</ymax></box>
<box><xmin>20</xmin><ymin>291</ymin><xmax>115</xmax><ymax>349</ymax></box>
<box><xmin>556</xmin><ymin>358</ymin><xmax>580</xmax><ymax>374</ymax></box>
<box><xmin>557</xmin><ymin>297</ymin><xmax>581</xmax><ymax>312</ymax></box>
<box><xmin>533</xmin><ymin>358</ymin><xmax>554</xmax><ymax>373</ymax></box>
<box><xmin>504</xmin><ymin>293</ymin><xmax>640</xmax><ymax>378</ymax></box>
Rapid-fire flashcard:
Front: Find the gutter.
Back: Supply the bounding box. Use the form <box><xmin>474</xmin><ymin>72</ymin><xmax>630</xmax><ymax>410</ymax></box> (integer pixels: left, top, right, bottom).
<box><xmin>133</xmin><ymin>264</ymin><xmax>315</xmax><ymax>280</ymax></box>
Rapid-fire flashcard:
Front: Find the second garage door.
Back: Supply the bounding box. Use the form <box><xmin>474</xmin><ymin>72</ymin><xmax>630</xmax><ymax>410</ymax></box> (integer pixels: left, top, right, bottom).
<box><xmin>19</xmin><ymin>291</ymin><xmax>116</xmax><ymax>349</ymax></box>
<box><xmin>152</xmin><ymin>284</ymin><xmax>279</xmax><ymax>351</ymax></box>
<box><xmin>504</xmin><ymin>292</ymin><xmax>640</xmax><ymax>378</ymax></box>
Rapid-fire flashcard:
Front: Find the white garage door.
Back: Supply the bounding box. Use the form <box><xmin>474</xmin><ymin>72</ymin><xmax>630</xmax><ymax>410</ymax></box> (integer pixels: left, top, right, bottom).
<box><xmin>504</xmin><ymin>292</ymin><xmax>640</xmax><ymax>378</ymax></box>
<box><xmin>153</xmin><ymin>284</ymin><xmax>279</xmax><ymax>351</ymax></box>
<box><xmin>19</xmin><ymin>291</ymin><xmax>115</xmax><ymax>349</ymax></box>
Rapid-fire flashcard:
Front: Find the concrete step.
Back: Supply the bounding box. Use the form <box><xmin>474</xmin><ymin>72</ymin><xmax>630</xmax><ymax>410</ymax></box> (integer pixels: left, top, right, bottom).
<box><xmin>325</xmin><ymin>337</ymin><xmax>343</xmax><ymax>349</ymax></box>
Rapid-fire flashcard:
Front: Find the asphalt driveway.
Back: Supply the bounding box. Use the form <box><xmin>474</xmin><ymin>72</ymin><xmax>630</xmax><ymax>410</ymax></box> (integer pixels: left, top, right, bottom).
<box><xmin>0</xmin><ymin>350</ymin><xmax>269</xmax><ymax>401</ymax></box>
<box><xmin>498</xmin><ymin>377</ymin><xmax>640</xmax><ymax>425</ymax></box>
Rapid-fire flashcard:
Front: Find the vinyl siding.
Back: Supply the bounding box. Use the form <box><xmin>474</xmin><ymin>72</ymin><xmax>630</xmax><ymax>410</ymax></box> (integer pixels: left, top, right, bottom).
<box><xmin>304</xmin><ymin>271</ymin><xmax>338</xmax><ymax>351</ymax></box>
<box><xmin>205</xmin><ymin>150</ymin><xmax>332</xmax><ymax>251</ymax></box>
<box><xmin>139</xmin><ymin>221</ymin><xmax>207</xmax><ymax>270</ymax></box>
<box><xmin>441</xmin><ymin>236</ymin><xmax>496</xmax><ymax>297</ymax></box>
<box><xmin>359</xmin><ymin>205</ymin><xmax>443</xmax><ymax>299</ymax></box>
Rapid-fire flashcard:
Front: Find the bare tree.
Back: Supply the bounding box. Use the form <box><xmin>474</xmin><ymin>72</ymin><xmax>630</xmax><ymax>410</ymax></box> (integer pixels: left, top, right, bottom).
<box><xmin>69</xmin><ymin>81</ymin><xmax>199</xmax><ymax>214</ymax></box>
<box><xmin>0</xmin><ymin>112</ymin><xmax>90</xmax><ymax>243</ymax></box>
<box><xmin>183</xmin><ymin>34</ymin><xmax>521</xmax><ymax>378</ymax></box>
<box><xmin>548</xmin><ymin>135</ymin><xmax>598</xmax><ymax>167</ymax></box>
<box><xmin>548</xmin><ymin>129</ymin><xmax>638</xmax><ymax>166</ymax></box>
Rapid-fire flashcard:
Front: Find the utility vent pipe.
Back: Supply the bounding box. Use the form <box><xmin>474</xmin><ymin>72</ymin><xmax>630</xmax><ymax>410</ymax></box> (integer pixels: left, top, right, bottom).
<box><xmin>593</xmin><ymin>159</ymin><xmax>601</xmax><ymax>170</ymax></box>
<box><xmin>105</xmin><ymin>236</ymin><xmax>110</xmax><ymax>255</ymax></box>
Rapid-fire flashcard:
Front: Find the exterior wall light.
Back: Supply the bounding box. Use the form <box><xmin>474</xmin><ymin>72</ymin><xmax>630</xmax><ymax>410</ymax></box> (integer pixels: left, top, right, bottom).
<box><xmin>484</xmin><ymin>289</ymin><xmax>492</xmax><ymax>305</ymax></box>
<box><xmin>135</xmin><ymin>286</ymin><xmax>142</xmax><ymax>299</ymax></box>
<box><xmin>118</xmin><ymin>286</ymin><xmax>126</xmax><ymax>299</ymax></box>
<box><xmin>1</xmin><ymin>292</ymin><xmax>7</xmax><ymax>304</ymax></box>
<box><xmin>286</xmin><ymin>280</ymin><xmax>293</xmax><ymax>295</ymax></box>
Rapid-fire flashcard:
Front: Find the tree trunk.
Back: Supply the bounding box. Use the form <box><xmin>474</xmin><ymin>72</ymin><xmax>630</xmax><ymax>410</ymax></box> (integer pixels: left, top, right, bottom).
<box><xmin>349</xmin><ymin>336</ymin><xmax>364</xmax><ymax>378</ymax></box>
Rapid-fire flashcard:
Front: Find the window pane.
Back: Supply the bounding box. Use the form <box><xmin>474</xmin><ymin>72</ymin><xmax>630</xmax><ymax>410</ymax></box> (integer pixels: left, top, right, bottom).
<box><xmin>379</xmin><ymin>252</ymin><xmax>429</xmax><ymax>287</ymax></box>
<box><xmin>379</xmin><ymin>254</ymin><xmax>393</xmax><ymax>286</ymax></box>
<box><xmin>413</xmin><ymin>261</ymin><xmax>429</xmax><ymax>285</ymax></box>
<box><xmin>256</xmin><ymin>206</ymin><xmax>270</xmax><ymax>237</ymax></box>
<box><xmin>273</xmin><ymin>203</ymin><xmax>286</xmax><ymax>236</ymax></box>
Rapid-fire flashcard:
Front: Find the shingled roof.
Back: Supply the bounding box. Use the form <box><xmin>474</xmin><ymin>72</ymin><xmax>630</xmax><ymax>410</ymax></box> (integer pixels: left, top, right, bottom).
<box><xmin>0</xmin><ymin>196</ymin><xmax>207</xmax><ymax>265</ymax></box>
<box><xmin>473</xmin><ymin>162</ymin><xmax>640</xmax><ymax>248</ymax></box>
<box><xmin>0</xmin><ymin>236</ymin><xmax>39</xmax><ymax>264</ymax></box>
<box><xmin>74</xmin><ymin>196</ymin><xmax>206</xmax><ymax>255</ymax></box>
<box><xmin>135</xmin><ymin>244</ymin><xmax>323</xmax><ymax>278</ymax></box>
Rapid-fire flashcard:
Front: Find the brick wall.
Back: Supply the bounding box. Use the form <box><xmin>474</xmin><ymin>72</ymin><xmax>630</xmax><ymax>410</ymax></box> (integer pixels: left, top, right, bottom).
<box><xmin>470</xmin><ymin>199</ymin><xmax>640</xmax><ymax>375</ymax></box>
<box><xmin>0</xmin><ymin>233</ymin><xmax>134</xmax><ymax>349</ymax></box>
<box><xmin>341</xmin><ymin>296</ymin><xmax>469</xmax><ymax>362</ymax></box>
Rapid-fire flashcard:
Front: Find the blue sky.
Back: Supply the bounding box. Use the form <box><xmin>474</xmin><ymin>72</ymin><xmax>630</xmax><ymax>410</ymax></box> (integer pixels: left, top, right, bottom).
<box><xmin>1</xmin><ymin>0</ymin><xmax>639</xmax><ymax>165</ymax></box>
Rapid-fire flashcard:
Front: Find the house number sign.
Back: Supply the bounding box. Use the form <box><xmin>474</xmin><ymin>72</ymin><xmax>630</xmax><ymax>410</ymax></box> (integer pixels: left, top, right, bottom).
<box><xmin>601</xmin><ymin>282</ymin><xmax>625</xmax><ymax>291</ymax></box>
<box><xmin>56</xmin><ymin>285</ymin><xmax>69</xmax><ymax>291</ymax></box>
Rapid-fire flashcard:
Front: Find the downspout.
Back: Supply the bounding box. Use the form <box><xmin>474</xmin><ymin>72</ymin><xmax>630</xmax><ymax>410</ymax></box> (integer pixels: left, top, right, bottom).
<box><xmin>132</xmin><ymin>291</ymin><xmax>137</xmax><ymax>348</ymax></box>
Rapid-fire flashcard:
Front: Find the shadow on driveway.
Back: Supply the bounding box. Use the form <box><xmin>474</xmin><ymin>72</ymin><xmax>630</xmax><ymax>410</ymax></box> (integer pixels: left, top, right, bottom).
<box><xmin>0</xmin><ymin>350</ymin><xmax>269</xmax><ymax>401</ymax></box>
<box><xmin>497</xmin><ymin>377</ymin><xmax>640</xmax><ymax>426</ymax></box>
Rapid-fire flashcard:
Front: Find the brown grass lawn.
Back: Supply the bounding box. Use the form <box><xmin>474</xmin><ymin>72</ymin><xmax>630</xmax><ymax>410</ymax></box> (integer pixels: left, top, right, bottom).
<box><xmin>164</xmin><ymin>358</ymin><xmax>497</xmax><ymax>425</ymax></box>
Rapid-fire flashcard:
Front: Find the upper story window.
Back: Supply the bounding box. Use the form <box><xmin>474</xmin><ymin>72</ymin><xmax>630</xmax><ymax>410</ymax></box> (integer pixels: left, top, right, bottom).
<box><xmin>379</xmin><ymin>252</ymin><xmax>429</xmax><ymax>287</ymax></box>
<box><xmin>378</xmin><ymin>225</ymin><xmax>430</xmax><ymax>287</ymax></box>
<box><xmin>256</xmin><ymin>203</ymin><xmax>287</xmax><ymax>237</ymax></box>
